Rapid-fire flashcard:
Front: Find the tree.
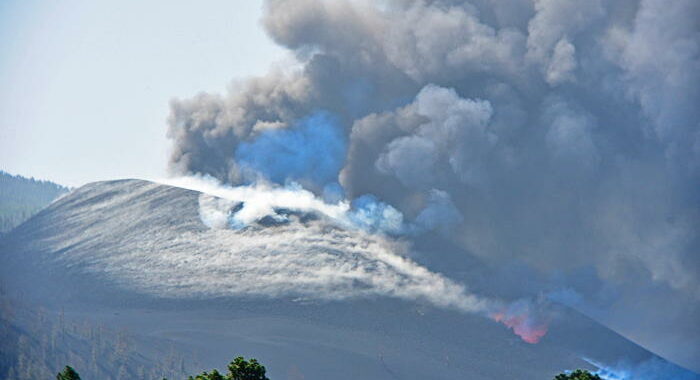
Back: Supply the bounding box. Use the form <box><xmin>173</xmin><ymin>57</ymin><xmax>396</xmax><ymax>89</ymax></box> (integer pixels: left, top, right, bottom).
<box><xmin>554</xmin><ymin>369</ymin><xmax>603</xmax><ymax>380</ymax></box>
<box><xmin>188</xmin><ymin>369</ymin><xmax>225</xmax><ymax>380</ymax></box>
<box><xmin>56</xmin><ymin>366</ymin><xmax>81</xmax><ymax>380</ymax></box>
<box><xmin>227</xmin><ymin>357</ymin><xmax>268</xmax><ymax>380</ymax></box>
<box><xmin>186</xmin><ymin>356</ymin><xmax>269</xmax><ymax>380</ymax></box>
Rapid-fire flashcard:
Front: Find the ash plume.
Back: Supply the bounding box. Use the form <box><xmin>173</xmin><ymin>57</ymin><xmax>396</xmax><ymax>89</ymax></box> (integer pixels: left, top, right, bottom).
<box><xmin>164</xmin><ymin>176</ymin><xmax>550</xmax><ymax>344</ymax></box>
<box><xmin>167</xmin><ymin>0</ymin><xmax>700</xmax><ymax>369</ymax></box>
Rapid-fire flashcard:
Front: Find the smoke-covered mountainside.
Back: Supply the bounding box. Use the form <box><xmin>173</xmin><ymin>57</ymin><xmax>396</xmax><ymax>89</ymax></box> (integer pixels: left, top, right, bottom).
<box><xmin>164</xmin><ymin>0</ymin><xmax>700</xmax><ymax>371</ymax></box>
<box><xmin>0</xmin><ymin>171</ymin><xmax>69</xmax><ymax>234</ymax></box>
<box><xmin>1</xmin><ymin>179</ymin><xmax>696</xmax><ymax>380</ymax></box>
<box><xmin>0</xmin><ymin>288</ymin><xmax>191</xmax><ymax>380</ymax></box>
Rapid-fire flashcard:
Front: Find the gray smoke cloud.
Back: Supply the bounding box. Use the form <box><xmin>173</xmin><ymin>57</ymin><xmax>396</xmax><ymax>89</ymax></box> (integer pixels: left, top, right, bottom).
<box><xmin>167</xmin><ymin>0</ymin><xmax>700</xmax><ymax>370</ymax></box>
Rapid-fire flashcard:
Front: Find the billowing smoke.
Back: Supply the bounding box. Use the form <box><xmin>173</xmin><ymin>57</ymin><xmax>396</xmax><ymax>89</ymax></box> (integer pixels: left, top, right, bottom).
<box><xmin>586</xmin><ymin>357</ymin><xmax>699</xmax><ymax>380</ymax></box>
<box><xmin>167</xmin><ymin>0</ymin><xmax>700</xmax><ymax>369</ymax></box>
<box><xmin>166</xmin><ymin>175</ymin><xmax>548</xmax><ymax>343</ymax></box>
<box><xmin>235</xmin><ymin>111</ymin><xmax>346</xmax><ymax>189</ymax></box>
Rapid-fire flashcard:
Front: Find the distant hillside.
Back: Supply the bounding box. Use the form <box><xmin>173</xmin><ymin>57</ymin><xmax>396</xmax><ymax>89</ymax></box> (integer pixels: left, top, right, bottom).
<box><xmin>0</xmin><ymin>171</ymin><xmax>69</xmax><ymax>233</ymax></box>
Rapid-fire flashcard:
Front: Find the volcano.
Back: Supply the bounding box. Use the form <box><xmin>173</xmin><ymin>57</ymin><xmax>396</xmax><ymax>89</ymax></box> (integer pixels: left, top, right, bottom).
<box><xmin>1</xmin><ymin>179</ymin><xmax>697</xmax><ymax>379</ymax></box>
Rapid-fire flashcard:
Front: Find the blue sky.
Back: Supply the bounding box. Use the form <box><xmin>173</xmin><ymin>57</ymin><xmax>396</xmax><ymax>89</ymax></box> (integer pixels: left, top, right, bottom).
<box><xmin>0</xmin><ymin>0</ymin><xmax>285</xmax><ymax>186</ymax></box>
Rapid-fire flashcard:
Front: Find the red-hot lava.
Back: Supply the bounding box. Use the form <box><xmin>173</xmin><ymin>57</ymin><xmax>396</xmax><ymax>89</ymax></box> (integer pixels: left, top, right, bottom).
<box><xmin>491</xmin><ymin>301</ymin><xmax>550</xmax><ymax>344</ymax></box>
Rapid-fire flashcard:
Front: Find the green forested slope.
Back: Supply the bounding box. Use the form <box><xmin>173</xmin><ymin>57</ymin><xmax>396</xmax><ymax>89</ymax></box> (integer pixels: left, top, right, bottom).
<box><xmin>0</xmin><ymin>171</ymin><xmax>69</xmax><ymax>233</ymax></box>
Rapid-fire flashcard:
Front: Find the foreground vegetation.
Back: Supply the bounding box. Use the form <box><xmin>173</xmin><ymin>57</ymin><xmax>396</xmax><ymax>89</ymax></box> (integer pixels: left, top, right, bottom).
<box><xmin>554</xmin><ymin>369</ymin><xmax>603</xmax><ymax>380</ymax></box>
<box><xmin>57</xmin><ymin>356</ymin><xmax>268</xmax><ymax>380</ymax></box>
<box><xmin>56</xmin><ymin>366</ymin><xmax>81</xmax><ymax>380</ymax></box>
<box><xmin>58</xmin><ymin>357</ymin><xmax>602</xmax><ymax>380</ymax></box>
<box><xmin>183</xmin><ymin>356</ymin><xmax>269</xmax><ymax>380</ymax></box>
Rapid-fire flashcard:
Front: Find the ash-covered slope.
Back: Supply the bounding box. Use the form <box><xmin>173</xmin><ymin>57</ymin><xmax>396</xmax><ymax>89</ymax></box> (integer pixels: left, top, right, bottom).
<box><xmin>0</xmin><ymin>179</ymin><xmax>696</xmax><ymax>379</ymax></box>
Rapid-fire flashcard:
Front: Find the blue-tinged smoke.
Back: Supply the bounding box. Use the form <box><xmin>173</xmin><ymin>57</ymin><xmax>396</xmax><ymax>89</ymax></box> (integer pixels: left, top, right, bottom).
<box><xmin>585</xmin><ymin>358</ymin><xmax>699</xmax><ymax>380</ymax></box>
<box><xmin>349</xmin><ymin>194</ymin><xmax>405</xmax><ymax>234</ymax></box>
<box><xmin>546</xmin><ymin>288</ymin><xmax>584</xmax><ymax>308</ymax></box>
<box><xmin>341</xmin><ymin>78</ymin><xmax>374</xmax><ymax>117</ymax></box>
<box><xmin>235</xmin><ymin>111</ymin><xmax>346</xmax><ymax>188</ymax></box>
<box><xmin>413</xmin><ymin>189</ymin><xmax>463</xmax><ymax>234</ymax></box>
<box><xmin>322</xmin><ymin>182</ymin><xmax>345</xmax><ymax>204</ymax></box>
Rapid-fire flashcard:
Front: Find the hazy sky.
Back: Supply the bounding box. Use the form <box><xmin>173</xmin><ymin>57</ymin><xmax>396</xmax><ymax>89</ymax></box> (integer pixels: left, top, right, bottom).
<box><xmin>0</xmin><ymin>0</ymin><xmax>285</xmax><ymax>187</ymax></box>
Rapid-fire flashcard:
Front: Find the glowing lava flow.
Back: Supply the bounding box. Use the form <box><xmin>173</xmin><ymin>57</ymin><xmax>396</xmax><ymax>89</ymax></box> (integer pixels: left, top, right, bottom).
<box><xmin>491</xmin><ymin>302</ymin><xmax>550</xmax><ymax>344</ymax></box>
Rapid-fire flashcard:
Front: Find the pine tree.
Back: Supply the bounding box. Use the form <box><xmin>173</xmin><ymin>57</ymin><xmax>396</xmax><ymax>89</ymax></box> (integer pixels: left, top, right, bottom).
<box><xmin>554</xmin><ymin>369</ymin><xmax>602</xmax><ymax>380</ymax></box>
<box><xmin>56</xmin><ymin>366</ymin><xmax>81</xmax><ymax>380</ymax></box>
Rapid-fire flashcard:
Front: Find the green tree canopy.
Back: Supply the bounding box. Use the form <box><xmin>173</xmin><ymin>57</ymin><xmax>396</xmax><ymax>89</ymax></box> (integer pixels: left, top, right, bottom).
<box><xmin>554</xmin><ymin>369</ymin><xmax>603</xmax><ymax>380</ymax></box>
<box><xmin>187</xmin><ymin>356</ymin><xmax>269</xmax><ymax>380</ymax></box>
<box><xmin>56</xmin><ymin>366</ymin><xmax>81</xmax><ymax>380</ymax></box>
<box><xmin>188</xmin><ymin>369</ymin><xmax>225</xmax><ymax>380</ymax></box>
